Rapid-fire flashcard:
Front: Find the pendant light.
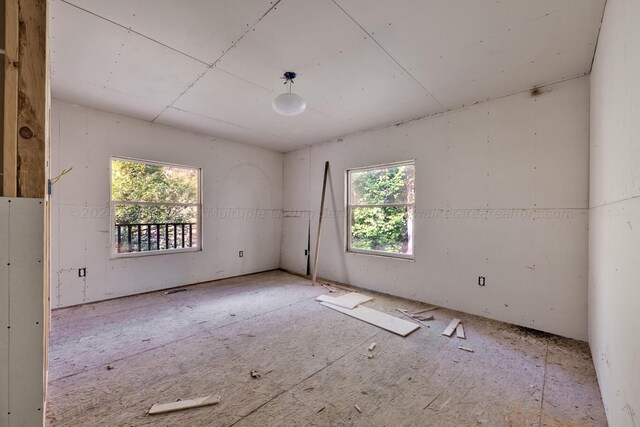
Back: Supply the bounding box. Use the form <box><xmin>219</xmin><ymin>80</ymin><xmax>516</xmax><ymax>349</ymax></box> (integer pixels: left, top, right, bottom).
<box><xmin>272</xmin><ymin>71</ymin><xmax>306</xmax><ymax>116</ymax></box>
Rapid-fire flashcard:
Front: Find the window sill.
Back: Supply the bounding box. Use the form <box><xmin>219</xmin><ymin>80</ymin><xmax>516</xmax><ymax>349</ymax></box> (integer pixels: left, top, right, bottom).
<box><xmin>346</xmin><ymin>248</ymin><xmax>415</xmax><ymax>261</ymax></box>
<box><xmin>111</xmin><ymin>247</ymin><xmax>201</xmax><ymax>260</ymax></box>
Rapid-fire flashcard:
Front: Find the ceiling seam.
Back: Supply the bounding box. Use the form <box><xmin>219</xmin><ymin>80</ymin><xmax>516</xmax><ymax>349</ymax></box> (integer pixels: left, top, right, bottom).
<box><xmin>59</xmin><ymin>0</ymin><xmax>210</xmax><ymax>66</ymax></box>
<box><xmin>168</xmin><ymin>106</ymin><xmax>287</xmax><ymax>139</ymax></box>
<box><xmin>152</xmin><ymin>0</ymin><xmax>284</xmax><ymax>123</ymax></box>
<box><xmin>589</xmin><ymin>0</ymin><xmax>608</xmax><ymax>73</ymax></box>
<box><xmin>329</xmin><ymin>0</ymin><xmax>444</xmax><ymax>109</ymax></box>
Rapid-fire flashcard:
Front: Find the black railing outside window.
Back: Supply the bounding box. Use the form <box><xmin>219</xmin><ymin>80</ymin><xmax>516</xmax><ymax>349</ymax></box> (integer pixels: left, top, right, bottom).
<box><xmin>115</xmin><ymin>223</ymin><xmax>197</xmax><ymax>253</ymax></box>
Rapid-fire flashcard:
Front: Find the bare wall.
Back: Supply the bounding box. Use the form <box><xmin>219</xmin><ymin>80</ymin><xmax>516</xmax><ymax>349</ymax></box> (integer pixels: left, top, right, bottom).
<box><xmin>282</xmin><ymin>76</ymin><xmax>590</xmax><ymax>340</ymax></box>
<box><xmin>589</xmin><ymin>0</ymin><xmax>640</xmax><ymax>424</ymax></box>
<box><xmin>50</xmin><ymin>100</ymin><xmax>283</xmax><ymax>308</ymax></box>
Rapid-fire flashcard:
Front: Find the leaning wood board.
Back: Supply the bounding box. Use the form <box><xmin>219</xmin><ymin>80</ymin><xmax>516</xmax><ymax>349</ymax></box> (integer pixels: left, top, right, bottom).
<box><xmin>148</xmin><ymin>395</ymin><xmax>220</xmax><ymax>415</ymax></box>
<box><xmin>316</xmin><ymin>292</ymin><xmax>373</xmax><ymax>309</ymax></box>
<box><xmin>320</xmin><ymin>302</ymin><xmax>419</xmax><ymax>337</ymax></box>
<box><xmin>442</xmin><ymin>318</ymin><xmax>462</xmax><ymax>337</ymax></box>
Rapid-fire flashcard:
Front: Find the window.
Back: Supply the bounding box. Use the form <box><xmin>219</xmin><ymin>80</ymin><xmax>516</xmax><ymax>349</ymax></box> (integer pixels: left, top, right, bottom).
<box><xmin>110</xmin><ymin>157</ymin><xmax>201</xmax><ymax>257</ymax></box>
<box><xmin>347</xmin><ymin>161</ymin><xmax>415</xmax><ymax>258</ymax></box>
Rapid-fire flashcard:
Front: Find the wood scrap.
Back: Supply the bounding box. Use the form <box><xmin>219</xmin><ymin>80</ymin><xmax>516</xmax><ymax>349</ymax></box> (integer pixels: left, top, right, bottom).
<box><xmin>455</xmin><ymin>323</ymin><xmax>466</xmax><ymax>339</ymax></box>
<box><xmin>442</xmin><ymin>318</ymin><xmax>462</xmax><ymax>337</ymax></box>
<box><xmin>163</xmin><ymin>289</ymin><xmax>187</xmax><ymax>295</ymax></box>
<box><xmin>411</xmin><ymin>306</ymin><xmax>439</xmax><ymax>315</ymax></box>
<box><xmin>148</xmin><ymin>395</ymin><xmax>220</xmax><ymax>415</ymax></box>
<box><xmin>354</xmin><ymin>404</ymin><xmax>362</xmax><ymax>413</ymax></box>
<box><xmin>321</xmin><ymin>283</ymin><xmax>338</xmax><ymax>293</ymax></box>
<box><xmin>312</xmin><ymin>161</ymin><xmax>330</xmax><ymax>286</ymax></box>
<box><xmin>458</xmin><ymin>346</ymin><xmax>474</xmax><ymax>353</ymax></box>
<box><xmin>396</xmin><ymin>309</ymin><xmax>430</xmax><ymax>327</ymax></box>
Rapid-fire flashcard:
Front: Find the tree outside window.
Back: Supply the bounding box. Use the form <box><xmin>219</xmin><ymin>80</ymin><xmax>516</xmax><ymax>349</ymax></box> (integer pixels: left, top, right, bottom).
<box><xmin>347</xmin><ymin>162</ymin><xmax>415</xmax><ymax>258</ymax></box>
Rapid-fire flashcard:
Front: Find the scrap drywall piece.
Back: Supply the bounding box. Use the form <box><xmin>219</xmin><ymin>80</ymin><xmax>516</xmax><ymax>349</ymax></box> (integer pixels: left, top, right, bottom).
<box><xmin>455</xmin><ymin>324</ymin><xmax>466</xmax><ymax>339</ymax></box>
<box><xmin>320</xmin><ymin>302</ymin><xmax>419</xmax><ymax>337</ymax></box>
<box><xmin>316</xmin><ymin>292</ymin><xmax>373</xmax><ymax>309</ymax></box>
<box><xmin>442</xmin><ymin>318</ymin><xmax>462</xmax><ymax>337</ymax></box>
<box><xmin>148</xmin><ymin>395</ymin><xmax>221</xmax><ymax>415</ymax></box>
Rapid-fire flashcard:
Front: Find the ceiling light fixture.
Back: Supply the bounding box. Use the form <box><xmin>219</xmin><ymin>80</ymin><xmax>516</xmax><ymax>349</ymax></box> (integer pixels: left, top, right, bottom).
<box><xmin>272</xmin><ymin>71</ymin><xmax>306</xmax><ymax>116</ymax></box>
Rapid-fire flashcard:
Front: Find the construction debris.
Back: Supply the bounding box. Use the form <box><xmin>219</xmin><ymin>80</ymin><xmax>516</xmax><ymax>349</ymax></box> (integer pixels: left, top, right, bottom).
<box><xmin>396</xmin><ymin>309</ymin><xmax>431</xmax><ymax>327</ymax></box>
<box><xmin>320</xmin><ymin>302</ymin><xmax>419</xmax><ymax>336</ymax></box>
<box><xmin>442</xmin><ymin>318</ymin><xmax>462</xmax><ymax>337</ymax></box>
<box><xmin>163</xmin><ymin>288</ymin><xmax>188</xmax><ymax>295</ymax></box>
<box><xmin>456</xmin><ymin>323</ymin><xmax>466</xmax><ymax>339</ymax></box>
<box><xmin>354</xmin><ymin>404</ymin><xmax>362</xmax><ymax>413</ymax></box>
<box><xmin>148</xmin><ymin>394</ymin><xmax>220</xmax><ymax>415</ymax></box>
<box><xmin>368</xmin><ymin>342</ymin><xmax>377</xmax><ymax>351</ymax></box>
<box><xmin>317</xmin><ymin>292</ymin><xmax>373</xmax><ymax>309</ymax></box>
<box><xmin>321</xmin><ymin>283</ymin><xmax>339</xmax><ymax>293</ymax></box>
<box><xmin>250</xmin><ymin>370</ymin><xmax>262</xmax><ymax>378</ymax></box>
<box><xmin>411</xmin><ymin>306</ymin><xmax>439</xmax><ymax>315</ymax></box>
<box><xmin>458</xmin><ymin>346</ymin><xmax>474</xmax><ymax>353</ymax></box>
<box><xmin>368</xmin><ymin>354</ymin><xmax>374</xmax><ymax>359</ymax></box>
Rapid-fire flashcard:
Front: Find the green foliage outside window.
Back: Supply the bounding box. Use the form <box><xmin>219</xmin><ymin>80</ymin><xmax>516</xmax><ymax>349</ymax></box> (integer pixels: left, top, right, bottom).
<box><xmin>349</xmin><ymin>164</ymin><xmax>415</xmax><ymax>254</ymax></box>
<box><xmin>111</xmin><ymin>159</ymin><xmax>199</xmax><ymax>225</ymax></box>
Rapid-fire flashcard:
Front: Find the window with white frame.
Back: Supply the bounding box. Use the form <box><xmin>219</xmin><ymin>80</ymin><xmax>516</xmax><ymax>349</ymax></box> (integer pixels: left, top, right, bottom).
<box><xmin>347</xmin><ymin>161</ymin><xmax>415</xmax><ymax>258</ymax></box>
<box><xmin>110</xmin><ymin>157</ymin><xmax>201</xmax><ymax>257</ymax></box>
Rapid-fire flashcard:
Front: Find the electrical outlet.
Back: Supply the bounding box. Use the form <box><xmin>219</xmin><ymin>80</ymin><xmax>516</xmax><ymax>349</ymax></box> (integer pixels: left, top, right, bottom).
<box><xmin>478</xmin><ymin>276</ymin><xmax>485</xmax><ymax>286</ymax></box>
<box><xmin>78</xmin><ymin>268</ymin><xmax>86</xmax><ymax>278</ymax></box>
<box><xmin>239</xmin><ymin>250</ymin><xmax>243</xmax><ymax>258</ymax></box>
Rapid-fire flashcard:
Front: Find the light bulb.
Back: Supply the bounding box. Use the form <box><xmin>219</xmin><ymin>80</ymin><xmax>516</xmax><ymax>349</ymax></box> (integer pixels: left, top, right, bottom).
<box><xmin>272</xmin><ymin>93</ymin><xmax>306</xmax><ymax>116</ymax></box>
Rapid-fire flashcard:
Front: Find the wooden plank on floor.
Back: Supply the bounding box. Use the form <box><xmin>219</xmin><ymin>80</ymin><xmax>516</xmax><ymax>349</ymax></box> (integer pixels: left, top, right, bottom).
<box><xmin>320</xmin><ymin>302</ymin><xmax>419</xmax><ymax>337</ymax></box>
<box><xmin>148</xmin><ymin>394</ymin><xmax>221</xmax><ymax>415</ymax></box>
<box><xmin>316</xmin><ymin>292</ymin><xmax>373</xmax><ymax>309</ymax></box>
<box><xmin>442</xmin><ymin>318</ymin><xmax>461</xmax><ymax>337</ymax></box>
<box><xmin>456</xmin><ymin>323</ymin><xmax>466</xmax><ymax>339</ymax></box>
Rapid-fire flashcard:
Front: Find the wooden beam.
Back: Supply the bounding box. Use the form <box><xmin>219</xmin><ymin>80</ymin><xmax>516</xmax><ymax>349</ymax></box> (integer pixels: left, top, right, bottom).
<box><xmin>3</xmin><ymin>0</ymin><xmax>19</xmax><ymax>197</ymax></box>
<box><xmin>16</xmin><ymin>0</ymin><xmax>47</xmax><ymax>198</ymax></box>
<box><xmin>311</xmin><ymin>161</ymin><xmax>329</xmax><ymax>286</ymax></box>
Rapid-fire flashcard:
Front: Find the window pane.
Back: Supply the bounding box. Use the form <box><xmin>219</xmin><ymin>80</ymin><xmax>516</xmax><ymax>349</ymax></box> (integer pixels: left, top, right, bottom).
<box><xmin>350</xmin><ymin>164</ymin><xmax>415</xmax><ymax>205</ymax></box>
<box><xmin>350</xmin><ymin>206</ymin><xmax>413</xmax><ymax>255</ymax></box>
<box><xmin>113</xmin><ymin>204</ymin><xmax>198</xmax><ymax>253</ymax></box>
<box><xmin>111</xmin><ymin>159</ymin><xmax>199</xmax><ymax>204</ymax></box>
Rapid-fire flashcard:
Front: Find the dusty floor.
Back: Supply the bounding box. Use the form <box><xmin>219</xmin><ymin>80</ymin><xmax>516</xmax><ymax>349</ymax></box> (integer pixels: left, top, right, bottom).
<box><xmin>46</xmin><ymin>270</ymin><xmax>607</xmax><ymax>426</ymax></box>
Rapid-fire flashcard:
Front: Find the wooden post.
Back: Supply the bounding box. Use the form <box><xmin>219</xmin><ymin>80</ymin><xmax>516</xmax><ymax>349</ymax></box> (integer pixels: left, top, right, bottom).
<box><xmin>3</xmin><ymin>0</ymin><xmax>19</xmax><ymax>197</ymax></box>
<box><xmin>312</xmin><ymin>161</ymin><xmax>329</xmax><ymax>286</ymax></box>
<box><xmin>16</xmin><ymin>0</ymin><xmax>47</xmax><ymax>198</ymax></box>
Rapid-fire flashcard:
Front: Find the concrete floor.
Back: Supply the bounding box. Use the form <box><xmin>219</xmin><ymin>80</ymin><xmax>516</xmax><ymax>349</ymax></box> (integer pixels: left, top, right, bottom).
<box><xmin>46</xmin><ymin>270</ymin><xmax>607</xmax><ymax>426</ymax></box>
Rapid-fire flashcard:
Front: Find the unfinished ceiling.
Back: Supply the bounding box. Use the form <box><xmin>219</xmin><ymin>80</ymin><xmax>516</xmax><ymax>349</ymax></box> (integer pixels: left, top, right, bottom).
<box><xmin>50</xmin><ymin>0</ymin><xmax>605</xmax><ymax>152</ymax></box>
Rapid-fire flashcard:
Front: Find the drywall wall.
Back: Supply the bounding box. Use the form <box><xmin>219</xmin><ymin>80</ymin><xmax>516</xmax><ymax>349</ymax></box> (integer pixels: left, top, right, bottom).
<box><xmin>282</xmin><ymin>76</ymin><xmax>590</xmax><ymax>340</ymax></box>
<box><xmin>50</xmin><ymin>100</ymin><xmax>283</xmax><ymax>308</ymax></box>
<box><xmin>589</xmin><ymin>0</ymin><xmax>640</xmax><ymax>424</ymax></box>
<box><xmin>0</xmin><ymin>197</ymin><xmax>45</xmax><ymax>426</ymax></box>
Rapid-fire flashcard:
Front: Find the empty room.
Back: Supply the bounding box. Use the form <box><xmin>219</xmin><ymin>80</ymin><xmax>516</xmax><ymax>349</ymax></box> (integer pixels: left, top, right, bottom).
<box><xmin>0</xmin><ymin>0</ymin><xmax>638</xmax><ymax>425</ymax></box>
